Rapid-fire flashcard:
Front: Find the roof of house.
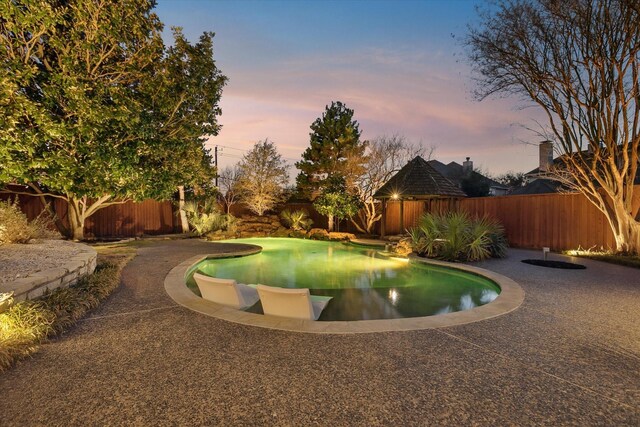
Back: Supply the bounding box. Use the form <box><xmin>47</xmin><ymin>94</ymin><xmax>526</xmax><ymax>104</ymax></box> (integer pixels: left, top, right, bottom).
<box><xmin>427</xmin><ymin>159</ymin><xmax>461</xmax><ymax>179</ymax></box>
<box><xmin>521</xmin><ymin>151</ymin><xmax>640</xmax><ymax>194</ymax></box>
<box><xmin>427</xmin><ymin>159</ymin><xmax>507</xmax><ymax>190</ymax></box>
<box><xmin>510</xmin><ymin>178</ymin><xmax>566</xmax><ymax>195</ymax></box>
<box><xmin>373</xmin><ymin>156</ymin><xmax>467</xmax><ymax>199</ymax></box>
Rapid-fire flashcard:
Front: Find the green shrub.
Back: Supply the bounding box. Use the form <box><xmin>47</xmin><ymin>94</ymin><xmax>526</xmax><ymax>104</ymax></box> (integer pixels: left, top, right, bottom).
<box><xmin>409</xmin><ymin>211</ymin><xmax>508</xmax><ymax>262</ymax></box>
<box><xmin>0</xmin><ymin>256</ymin><xmax>129</xmax><ymax>372</ymax></box>
<box><xmin>280</xmin><ymin>209</ymin><xmax>313</xmax><ymax>231</ymax></box>
<box><xmin>0</xmin><ymin>199</ymin><xmax>60</xmax><ymax>245</ymax></box>
<box><xmin>183</xmin><ymin>200</ymin><xmax>236</xmax><ymax>236</ymax></box>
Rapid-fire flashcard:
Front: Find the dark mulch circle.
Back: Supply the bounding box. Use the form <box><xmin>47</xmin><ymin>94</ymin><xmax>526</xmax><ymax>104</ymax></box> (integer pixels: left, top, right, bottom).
<box><xmin>521</xmin><ymin>259</ymin><xmax>586</xmax><ymax>269</ymax></box>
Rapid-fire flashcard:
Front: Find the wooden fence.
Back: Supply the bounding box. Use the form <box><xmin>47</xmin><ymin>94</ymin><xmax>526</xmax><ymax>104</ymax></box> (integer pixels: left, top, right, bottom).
<box><xmin>0</xmin><ymin>191</ymin><xmax>180</xmax><ymax>238</ymax></box>
<box><xmin>383</xmin><ymin>186</ymin><xmax>640</xmax><ymax>251</ymax></box>
<box><xmin>4</xmin><ymin>186</ymin><xmax>640</xmax><ymax>249</ymax></box>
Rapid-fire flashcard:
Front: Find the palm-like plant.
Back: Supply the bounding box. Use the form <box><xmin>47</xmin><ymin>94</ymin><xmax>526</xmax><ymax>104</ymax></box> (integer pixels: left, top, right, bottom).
<box><xmin>416</xmin><ymin>213</ymin><xmax>444</xmax><ymax>257</ymax></box>
<box><xmin>440</xmin><ymin>211</ymin><xmax>471</xmax><ymax>261</ymax></box>
<box><xmin>280</xmin><ymin>209</ymin><xmax>313</xmax><ymax>231</ymax></box>
<box><xmin>182</xmin><ymin>200</ymin><xmax>235</xmax><ymax>236</ymax></box>
<box><xmin>408</xmin><ymin>211</ymin><xmax>508</xmax><ymax>262</ymax></box>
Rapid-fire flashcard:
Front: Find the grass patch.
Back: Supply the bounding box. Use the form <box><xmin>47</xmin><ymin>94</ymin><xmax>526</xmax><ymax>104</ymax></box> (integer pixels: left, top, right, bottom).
<box><xmin>564</xmin><ymin>250</ymin><xmax>640</xmax><ymax>269</ymax></box>
<box><xmin>0</xmin><ymin>244</ymin><xmax>135</xmax><ymax>373</ymax></box>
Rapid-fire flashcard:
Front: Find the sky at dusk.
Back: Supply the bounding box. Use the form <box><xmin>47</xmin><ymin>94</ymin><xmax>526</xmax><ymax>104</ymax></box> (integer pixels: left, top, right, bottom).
<box><xmin>155</xmin><ymin>0</ymin><xmax>547</xmax><ymax>176</ymax></box>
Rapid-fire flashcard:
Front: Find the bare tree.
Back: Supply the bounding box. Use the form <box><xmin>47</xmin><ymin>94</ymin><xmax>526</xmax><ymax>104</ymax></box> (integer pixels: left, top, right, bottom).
<box><xmin>351</xmin><ymin>135</ymin><xmax>435</xmax><ymax>234</ymax></box>
<box><xmin>236</xmin><ymin>140</ymin><xmax>289</xmax><ymax>216</ymax></box>
<box><xmin>218</xmin><ymin>166</ymin><xmax>242</xmax><ymax>214</ymax></box>
<box><xmin>468</xmin><ymin>0</ymin><xmax>640</xmax><ymax>253</ymax></box>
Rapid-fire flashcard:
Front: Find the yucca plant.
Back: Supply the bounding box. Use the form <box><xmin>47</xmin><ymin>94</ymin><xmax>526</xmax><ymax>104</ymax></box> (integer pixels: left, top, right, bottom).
<box><xmin>466</xmin><ymin>219</ymin><xmax>493</xmax><ymax>261</ymax></box>
<box><xmin>415</xmin><ymin>213</ymin><xmax>444</xmax><ymax>257</ymax></box>
<box><xmin>280</xmin><ymin>209</ymin><xmax>313</xmax><ymax>231</ymax></box>
<box><xmin>440</xmin><ymin>211</ymin><xmax>471</xmax><ymax>261</ymax></box>
<box><xmin>407</xmin><ymin>227</ymin><xmax>428</xmax><ymax>256</ymax></box>
<box><xmin>409</xmin><ymin>211</ymin><xmax>508</xmax><ymax>262</ymax></box>
<box><xmin>482</xmin><ymin>217</ymin><xmax>509</xmax><ymax>258</ymax></box>
<box><xmin>182</xmin><ymin>200</ymin><xmax>235</xmax><ymax>236</ymax></box>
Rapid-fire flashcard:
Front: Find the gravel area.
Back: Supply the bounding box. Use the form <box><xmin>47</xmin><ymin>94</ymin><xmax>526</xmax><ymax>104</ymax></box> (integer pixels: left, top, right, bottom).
<box><xmin>0</xmin><ymin>240</ymin><xmax>85</xmax><ymax>284</ymax></box>
<box><xmin>0</xmin><ymin>239</ymin><xmax>638</xmax><ymax>426</ymax></box>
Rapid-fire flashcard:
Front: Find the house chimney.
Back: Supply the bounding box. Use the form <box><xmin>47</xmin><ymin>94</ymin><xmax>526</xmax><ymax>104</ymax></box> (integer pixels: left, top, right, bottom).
<box><xmin>539</xmin><ymin>141</ymin><xmax>553</xmax><ymax>172</ymax></box>
<box><xmin>462</xmin><ymin>157</ymin><xmax>473</xmax><ymax>173</ymax></box>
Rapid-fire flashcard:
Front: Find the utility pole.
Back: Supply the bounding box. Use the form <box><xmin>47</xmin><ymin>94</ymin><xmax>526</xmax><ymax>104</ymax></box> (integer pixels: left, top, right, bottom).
<box><xmin>214</xmin><ymin>145</ymin><xmax>219</xmax><ymax>187</ymax></box>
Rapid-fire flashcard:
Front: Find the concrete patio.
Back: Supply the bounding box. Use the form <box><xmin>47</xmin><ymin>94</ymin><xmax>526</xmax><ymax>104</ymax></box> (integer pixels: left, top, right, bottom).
<box><xmin>1</xmin><ymin>239</ymin><xmax>638</xmax><ymax>425</ymax></box>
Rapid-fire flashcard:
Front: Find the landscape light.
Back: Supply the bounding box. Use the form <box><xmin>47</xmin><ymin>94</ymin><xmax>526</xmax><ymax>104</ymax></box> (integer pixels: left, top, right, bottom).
<box><xmin>0</xmin><ymin>292</ymin><xmax>14</xmax><ymax>314</ymax></box>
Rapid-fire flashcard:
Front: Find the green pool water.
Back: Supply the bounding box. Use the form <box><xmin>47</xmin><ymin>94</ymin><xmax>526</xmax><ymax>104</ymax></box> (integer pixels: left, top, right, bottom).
<box><xmin>187</xmin><ymin>238</ymin><xmax>500</xmax><ymax>321</ymax></box>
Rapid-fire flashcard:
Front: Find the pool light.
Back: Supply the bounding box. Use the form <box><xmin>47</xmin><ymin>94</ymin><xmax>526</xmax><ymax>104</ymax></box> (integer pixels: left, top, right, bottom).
<box><xmin>389</xmin><ymin>289</ymin><xmax>399</xmax><ymax>305</ymax></box>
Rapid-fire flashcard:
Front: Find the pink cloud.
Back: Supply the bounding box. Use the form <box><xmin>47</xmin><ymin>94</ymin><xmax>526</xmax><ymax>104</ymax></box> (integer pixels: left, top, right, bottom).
<box><xmin>210</xmin><ymin>47</ymin><xmax>548</xmax><ymax>175</ymax></box>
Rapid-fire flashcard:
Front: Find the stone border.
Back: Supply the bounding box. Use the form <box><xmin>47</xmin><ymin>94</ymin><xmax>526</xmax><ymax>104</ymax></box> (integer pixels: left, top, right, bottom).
<box><xmin>165</xmin><ymin>243</ymin><xmax>525</xmax><ymax>334</ymax></box>
<box><xmin>4</xmin><ymin>243</ymin><xmax>97</xmax><ymax>301</ymax></box>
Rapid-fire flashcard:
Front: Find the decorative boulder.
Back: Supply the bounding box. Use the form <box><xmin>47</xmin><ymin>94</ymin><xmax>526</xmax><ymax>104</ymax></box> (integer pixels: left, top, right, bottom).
<box><xmin>328</xmin><ymin>232</ymin><xmax>356</xmax><ymax>241</ymax></box>
<box><xmin>307</xmin><ymin>228</ymin><xmax>330</xmax><ymax>240</ymax></box>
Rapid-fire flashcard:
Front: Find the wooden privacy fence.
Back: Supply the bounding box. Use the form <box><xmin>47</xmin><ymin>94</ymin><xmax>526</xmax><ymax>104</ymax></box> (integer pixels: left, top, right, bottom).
<box><xmin>5</xmin><ymin>186</ymin><xmax>640</xmax><ymax>249</ymax></box>
<box><xmin>0</xmin><ymin>191</ymin><xmax>180</xmax><ymax>238</ymax></box>
<box><xmin>383</xmin><ymin>186</ymin><xmax>640</xmax><ymax>251</ymax></box>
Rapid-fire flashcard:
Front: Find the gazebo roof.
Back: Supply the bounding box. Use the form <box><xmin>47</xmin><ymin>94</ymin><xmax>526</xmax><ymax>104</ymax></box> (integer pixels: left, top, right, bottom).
<box><xmin>373</xmin><ymin>156</ymin><xmax>467</xmax><ymax>199</ymax></box>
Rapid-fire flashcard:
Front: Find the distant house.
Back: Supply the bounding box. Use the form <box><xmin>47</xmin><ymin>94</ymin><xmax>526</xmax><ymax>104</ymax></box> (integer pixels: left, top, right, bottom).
<box><xmin>509</xmin><ymin>141</ymin><xmax>565</xmax><ymax>195</ymax></box>
<box><xmin>427</xmin><ymin>157</ymin><xmax>509</xmax><ymax>196</ymax></box>
<box><xmin>512</xmin><ymin>141</ymin><xmax>640</xmax><ymax>195</ymax></box>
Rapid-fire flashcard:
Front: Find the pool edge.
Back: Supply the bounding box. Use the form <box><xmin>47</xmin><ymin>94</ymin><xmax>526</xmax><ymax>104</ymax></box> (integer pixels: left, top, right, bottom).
<box><xmin>164</xmin><ymin>248</ymin><xmax>525</xmax><ymax>334</ymax></box>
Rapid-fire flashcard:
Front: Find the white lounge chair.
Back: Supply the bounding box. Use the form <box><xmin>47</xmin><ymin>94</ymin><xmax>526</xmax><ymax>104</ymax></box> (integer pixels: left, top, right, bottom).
<box><xmin>256</xmin><ymin>285</ymin><xmax>332</xmax><ymax>320</ymax></box>
<box><xmin>193</xmin><ymin>273</ymin><xmax>259</xmax><ymax>310</ymax></box>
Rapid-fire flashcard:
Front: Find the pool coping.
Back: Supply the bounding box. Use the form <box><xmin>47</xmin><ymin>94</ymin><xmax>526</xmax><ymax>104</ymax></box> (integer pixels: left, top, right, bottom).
<box><xmin>164</xmin><ymin>245</ymin><xmax>525</xmax><ymax>334</ymax></box>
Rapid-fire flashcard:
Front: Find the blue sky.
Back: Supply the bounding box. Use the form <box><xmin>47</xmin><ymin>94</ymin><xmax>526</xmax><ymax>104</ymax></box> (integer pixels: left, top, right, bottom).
<box><xmin>155</xmin><ymin>0</ymin><xmax>545</xmax><ymax>175</ymax></box>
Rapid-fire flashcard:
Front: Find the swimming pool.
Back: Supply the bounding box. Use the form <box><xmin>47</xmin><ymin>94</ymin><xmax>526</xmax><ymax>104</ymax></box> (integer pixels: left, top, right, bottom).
<box><xmin>187</xmin><ymin>238</ymin><xmax>500</xmax><ymax>321</ymax></box>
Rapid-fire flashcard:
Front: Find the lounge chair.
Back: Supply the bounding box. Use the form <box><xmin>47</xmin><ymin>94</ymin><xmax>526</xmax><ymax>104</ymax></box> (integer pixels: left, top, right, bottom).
<box><xmin>256</xmin><ymin>285</ymin><xmax>332</xmax><ymax>320</ymax></box>
<box><xmin>193</xmin><ymin>272</ymin><xmax>259</xmax><ymax>310</ymax></box>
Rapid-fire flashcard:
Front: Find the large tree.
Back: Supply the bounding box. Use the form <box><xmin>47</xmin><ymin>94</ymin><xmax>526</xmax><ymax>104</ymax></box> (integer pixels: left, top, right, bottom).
<box><xmin>236</xmin><ymin>140</ymin><xmax>289</xmax><ymax>216</ymax></box>
<box><xmin>351</xmin><ymin>135</ymin><xmax>434</xmax><ymax>234</ymax></box>
<box><xmin>296</xmin><ymin>101</ymin><xmax>368</xmax><ymax>199</ymax></box>
<box><xmin>0</xmin><ymin>0</ymin><xmax>226</xmax><ymax>239</ymax></box>
<box><xmin>468</xmin><ymin>0</ymin><xmax>640</xmax><ymax>253</ymax></box>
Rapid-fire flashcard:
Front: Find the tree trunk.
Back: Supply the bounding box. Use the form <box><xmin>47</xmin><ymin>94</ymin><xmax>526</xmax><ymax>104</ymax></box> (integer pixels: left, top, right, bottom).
<box><xmin>610</xmin><ymin>202</ymin><xmax>640</xmax><ymax>254</ymax></box>
<box><xmin>178</xmin><ymin>186</ymin><xmax>189</xmax><ymax>233</ymax></box>
<box><xmin>350</xmin><ymin>200</ymin><xmax>381</xmax><ymax>235</ymax></box>
<box><xmin>327</xmin><ymin>215</ymin><xmax>334</xmax><ymax>232</ymax></box>
<box><xmin>67</xmin><ymin>201</ymin><xmax>85</xmax><ymax>241</ymax></box>
<box><xmin>38</xmin><ymin>194</ymin><xmax>70</xmax><ymax>237</ymax></box>
<box><xmin>65</xmin><ymin>194</ymin><xmax>121</xmax><ymax>241</ymax></box>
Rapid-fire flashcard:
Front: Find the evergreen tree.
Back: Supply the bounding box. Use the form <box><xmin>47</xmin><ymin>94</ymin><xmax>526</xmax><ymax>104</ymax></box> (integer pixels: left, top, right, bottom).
<box><xmin>296</xmin><ymin>101</ymin><xmax>367</xmax><ymax>200</ymax></box>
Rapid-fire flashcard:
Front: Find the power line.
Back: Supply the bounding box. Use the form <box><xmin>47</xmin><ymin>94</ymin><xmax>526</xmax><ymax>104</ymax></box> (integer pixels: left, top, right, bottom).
<box><xmin>216</xmin><ymin>145</ymin><xmax>248</xmax><ymax>152</ymax></box>
<box><xmin>215</xmin><ymin>145</ymin><xmax>299</xmax><ymax>162</ymax></box>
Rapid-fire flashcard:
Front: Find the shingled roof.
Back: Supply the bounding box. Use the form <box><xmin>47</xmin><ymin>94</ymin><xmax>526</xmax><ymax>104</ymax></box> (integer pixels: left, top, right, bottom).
<box><xmin>427</xmin><ymin>159</ymin><xmax>507</xmax><ymax>192</ymax></box>
<box><xmin>373</xmin><ymin>156</ymin><xmax>467</xmax><ymax>199</ymax></box>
